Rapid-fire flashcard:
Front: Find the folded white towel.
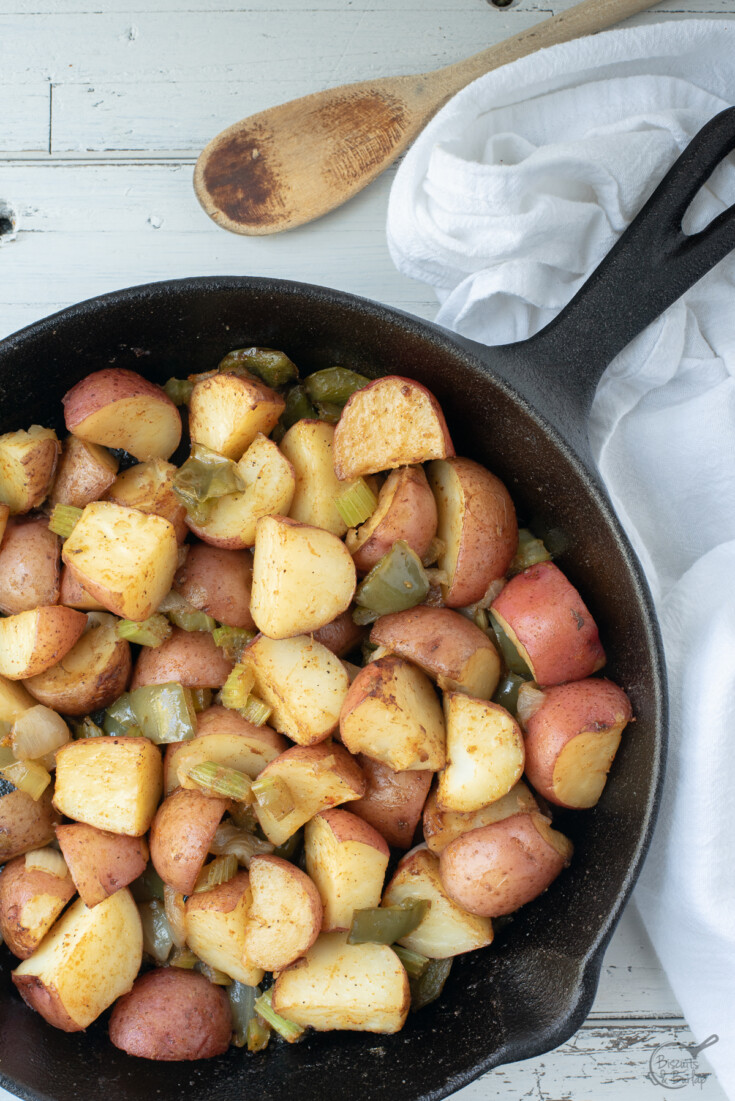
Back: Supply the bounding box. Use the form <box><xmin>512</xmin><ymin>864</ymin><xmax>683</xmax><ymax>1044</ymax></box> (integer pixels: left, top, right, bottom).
<box><xmin>387</xmin><ymin>18</ymin><xmax>735</xmax><ymax>1097</ymax></box>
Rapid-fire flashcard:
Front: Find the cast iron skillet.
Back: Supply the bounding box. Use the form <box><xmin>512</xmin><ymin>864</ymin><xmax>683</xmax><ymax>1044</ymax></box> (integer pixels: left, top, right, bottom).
<box><xmin>1</xmin><ymin>108</ymin><xmax>735</xmax><ymax>1101</ymax></box>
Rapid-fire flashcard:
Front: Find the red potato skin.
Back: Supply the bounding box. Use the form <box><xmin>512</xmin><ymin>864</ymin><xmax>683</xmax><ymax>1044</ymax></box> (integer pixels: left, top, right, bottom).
<box><xmin>0</xmin><ymin>788</ymin><xmax>60</xmax><ymax>863</ymax></box>
<box><xmin>0</xmin><ymin>517</ymin><xmax>60</xmax><ymax>615</ymax></box>
<box><xmin>185</xmin><ymin>868</ymin><xmax>250</xmax><ymax>918</ymax></box>
<box><xmin>63</xmin><ymin>369</ymin><xmax>181</xmax><ymax>450</ymax></box>
<box><xmin>315</xmin><ymin>807</ymin><xmax>390</xmax><ymax>858</ymax></box>
<box><xmin>13</xmin><ymin>975</ymin><xmax>81</xmax><ymax>1032</ymax></box>
<box><xmin>195</xmin><ymin>704</ymin><xmax>288</xmax><ymax>754</ymax></box>
<box><xmin>55</xmin><ymin>824</ymin><xmax>149</xmax><ymax>907</ymax></box>
<box><xmin>0</xmin><ymin>857</ymin><xmax>76</xmax><ymax>959</ymax></box>
<box><xmin>173</xmin><ymin>543</ymin><xmax>255</xmax><ymax>630</ymax></box>
<box><xmin>370</xmin><ymin>606</ymin><xmax>497</xmax><ymax>686</ymax></box>
<box><xmin>131</xmin><ymin>627</ymin><xmax>234</xmax><ymax>689</ymax></box>
<box><xmin>523</xmin><ymin>678</ymin><xmax>633</xmax><ymax>807</ymax></box>
<box><xmin>348</xmin><ymin>466</ymin><xmax>438</xmax><ymax>576</ymax></box>
<box><xmin>58</xmin><ymin>566</ymin><xmax>105</xmax><ymax>610</ymax></box>
<box><xmin>439</xmin><ymin>813</ymin><xmax>572</xmax><ymax>917</ymax></box>
<box><xmin>350</xmin><ymin>755</ymin><xmax>432</xmax><ymax>849</ymax></box>
<box><xmin>312</xmin><ymin>611</ymin><xmax>366</xmax><ymax>658</ymax></box>
<box><xmin>109</xmin><ymin>968</ymin><xmax>232</xmax><ymax>1061</ymax></box>
<box><xmin>149</xmin><ymin>788</ymin><xmax>229</xmax><ymax>895</ymax></box>
<box><xmin>491</xmin><ymin>562</ymin><xmax>606</xmax><ymax>686</ymax></box>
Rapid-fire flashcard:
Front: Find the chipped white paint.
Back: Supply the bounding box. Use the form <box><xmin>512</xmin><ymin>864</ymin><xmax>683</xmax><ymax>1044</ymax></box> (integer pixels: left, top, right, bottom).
<box><xmin>0</xmin><ymin>1</ymin><xmax>732</xmax><ymax>1098</ymax></box>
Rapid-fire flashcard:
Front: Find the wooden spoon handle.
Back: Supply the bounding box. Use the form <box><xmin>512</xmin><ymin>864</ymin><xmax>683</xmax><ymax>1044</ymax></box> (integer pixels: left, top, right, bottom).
<box><xmin>435</xmin><ymin>0</ymin><xmax>661</xmax><ymax>97</ymax></box>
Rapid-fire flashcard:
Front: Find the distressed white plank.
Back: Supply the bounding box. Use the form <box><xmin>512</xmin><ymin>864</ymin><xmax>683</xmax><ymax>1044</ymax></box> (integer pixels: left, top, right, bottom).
<box><xmin>6</xmin><ymin>0</ymin><xmax>735</xmax><ymax>13</ymax></box>
<box><xmin>0</xmin><ymin>85</ymin><xmax>49</xmax><ymax>153</ymax></box>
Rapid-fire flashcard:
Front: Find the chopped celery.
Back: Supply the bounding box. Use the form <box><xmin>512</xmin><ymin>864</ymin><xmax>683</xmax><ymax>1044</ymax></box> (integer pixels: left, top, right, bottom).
<box><xmin>138</xmin><ymin>900</ymin><xmax>173</xmax><ymax>963</ymax></box>
<box><xmin>489</xmin><ymin>613</ymin><xmax>533</xmax><ymax>678</ymax></box>
<box><xmin>280</xmin><ymin>384</ymin><xmax>317</xmax><ymax>430</ymax></box>
<box><xmin>304</xmin><ymin>367</ymin><xmax>370</xmax><ymax>406</ymax></box>
<box><xmin>246</xmin><ymin>1015</ymin><xmax>271</xmax><ymax>1052</ymax></box>
<box><xmin>48</xmin><ymin>503</ymin><xmax>82</xmax><ymax>538</ymax></box>
<box><xmin>392</xmin><ymin>945</ymin><xmax>430</xmax><ymax>979</ymax></box>
<box><xmin>334</xmin><ymin>477</ymin><xmax>378</xmax><ymax>528</ymax></box>
<box><xmin>72</xmin><ymin>717</ymin><xmax>106</xmax><ymax>739</ymax></box>
<box><xmin>354</xmin><ymin>540</ymin><xmax>430</xmax><ymax>617</ymax></box>
<box><xmin>187</xmin><ymin>761</ymin><xmax>254</xmax><ymax>803</ymax></box>
<box><xmin>117</xmin><ymin>614</ymin><xmax>172</xmax><ymax>647</ymax></box>
<box><xmin>218</xmin><ymin>347</ymin><xmax>299</xmax><ymax>388</ymax></box>
<box><xmin>164</xmin><ymin>377</ymin><xmax>194</xmax><ymax>406</ymax></box>
<box><xmin>221</xmin><ymin>663</ymin><xmax>256</xmax><ymax>711</ymax></box>
<box><xmin>193</xmin><ymin>854</ymin><xmax>238</xmax><ymax>893</ymax></box>
<box><xmin>254</xmin><ymin>989</ymin><xmax>304</xmax><ymax>1043</ymax></box>
<box><xmin>169</xmin><ymin>946</ymin><xmax>198</xmax><ymax>969</ymax></box>
<box><xmin>190</xmin><ymin>688</ymin><xmax>213</xmax><ymax>713</ymax></box>
<box><xmin>159</xmin><ymin>590</ymin><xmax>217</xmax><ymax>633</ymax></box>
<box><xmin>212</xmin><ymin>626</ymin><xmax>256</xmax><ymax>664</ymax></box>
<box><xmin>492</xmin><ymin>672</ymin><xmax>526</xmax><ymax>716</ymax></box>
<box><xmin>348</xmin><ymin>899</ymin><xmax>430</xmax><ymax>945</ymax></box>
<box><xmin>0</xmin><ymin>760</ymin><xmax>51</xmax><ymax>801</ymax></box>
<box><xmin>130</xmin><ymin>865</ymin><xmax>166</xmax><ymax>903</ymax></box>
<box><xmin>240</xmin><ymin>694</ymin><xmax>272</xmax><ymax>727</ymax></box>
<box><xmin>509</xmin><ymin>528</ymin><xmax>552</xmax><ymax>575</ymax></box>
<box><xmin>410</xmin><ymin>957</ymin><xmax>452</xmax><ymax>1011</ymax></box>
<box><xmin>128</xmin><ymin>682</ymin><xmax>197</xmax><ymax>744</ymax></box>
<box><xmin>228</xmin><ymin>981</ymin><xmax>260</xmax><ymax>1048</ymax></box>
<box><xmin>251</xmin><ymin>775</ymin><xmax>295</xmax><ymax>821</ymax></box>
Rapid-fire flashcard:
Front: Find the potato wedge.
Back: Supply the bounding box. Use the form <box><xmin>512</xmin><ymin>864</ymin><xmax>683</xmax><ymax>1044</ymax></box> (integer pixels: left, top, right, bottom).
<box><xmin>58</xmin><ymin>566</ymin><xmax>106</xmax><ymax>610</ymax></box>
<box><xmin>105</xmin><ymin>459</ymin><xmax>187</xmax><ymax>542</ymax></box>
<box><xmin>305</xmin><ymin>809</ymin><xmax>389</xmax><ymax>932</ymax></box>
<box><xmin>350</xmin><ymin>755</ymin><xmax>432</xmax><ymax>849</ymax></box>
<box><xmin>48</xmin><ymin>436</ymin><xmax>118</xmax><ymax>509</ymax></box>
<box><xmin>168</xmin><ymin>711</ymin><xmax>286</xmax><ymax>795</ymax></box>
<box><xmin>312</xmin><ymin>610</ymin><xmax>365</xmax><ymax>658</ymax></box>
<box><xmin>187</xmin><ymin>434</ymin><xmax>296</xmax><ymax>549</ymax></box>
<box><xmin>241</xmin><ymin>854</ymin><xmax>322</xmax><ymax>970</ymax></box>
<box><xmin>149</xmin><ymin>787</ymin><xmax>228</xmax><ymax>894</ymax></box>
<box><xmin>0</xmin><ymin>606</ymin><xmax>87</xmax><ymax>680</ymax></box>
<box><xmin>54</xmin><ymin>736</ymin><xmax>163</xmax><ymax>837</ymax></box>
<box><xmin>280</xmin><ymin>420</ymin><xmax>350</xmax><ymax>536</ymax></box>
<box><xmin>253</xmin><ymin>742</ymin><xmax>365</xmax><ymax>847</ymax></box>
<box><xmin>250</xmin><ymin>515</ymin><xmax>356</xmax><ymax>639</ymax></box>
<box><xmin>0</xmin><ymin>427</ymin><xmax>60</xmax><ymax>514</ymax></box>
<box><xmin>383</xmin><ymin>846</ymin><xmax>493</xmax><ymax>958</ymax></box>
<box><xmin>188</xmin><ymin>370</ymin><xmax>284</xmax><ymax>460</ymax></box>
<box><xmin>333</xmin><ymin>376</ymin><xmax>454</xmax><ymax>480</ymax></box>
<box><xmin>272</xmin><ymin>931</ymin><xmax>409</xmax><ymax>1033</ymax></box>
<box><xmin>346</xmin><ymin>466</ymin><xmax>438</xmax><ymax>574</ymax></box>
<box><xmin>109</xmin><ymin>968</ymin><xmax>231</xmax><ymax>1060</ymax></box>
<box><xmin>131</xmin><ymin>627</ymin><xmax>233</xmax><ymax>690</ymax></box>
<box><xmin>185</xmin><ymin>870</ymin><xmax>264</xmax><ymax>985</ymax></box>
<box><xmin>0</xmin><ymin>851</ymin><xmax>76</xmax><ymax>959</ymax></box>
<box><xmin>55</xmin><ymin>823</ymin><xmax>149</xmax><ymax>908</ymax></box>
<box><xmin>13</xmin><ymin>888</ymin><xmax>142</xmax><ymax>1031</ymax></box>
<box><xmin>371</xmin><ymin>606</ymin><xmax>500</xmax><ymax>699</ymax></box>
<box><xmin>0</xmin><ymin>674</ymin><xmax>35</xmax><ymax>724</ymax></box>
<box><xmin>25</xmin><ymin>614</ymin><xmax>132</xmax><ymax>715</ymax></box>
<box><xmin>173</xmin><ymin>542</ymin><xmax>255</xmax><ymax>628</ymax></box>
<box><xmin>63</xmin><ymin>368</ymin><xmax>182</xmax><ymax>461</ymax></box>
<box><xmin>428</xmin><ymin>457</ymin><xmax>518</xmax><ymax>607</ymax></box>
<box><xmin>246</xmin><ymin>633</ymin><xmax>350</xmax><ymax>746</ymax></box>
<box><xmin>436</xmin><ymin>694</ymin><xmax>525</xmax><ymax>813</ymax></box>
<box><xmin>423</xmin><ymin>780</ymin><xmax>540</xmax><ymax>854</ymax></box>
<box><xmin>0</xmin><ymin>786</ymin><xmax>60</xmax><ymax>862</ymax></box>
<box><xmin>0</xmin><ymin>502</ymin><xmax>8</xmax><ymax>543</ymax></box>
<box><xmin>0</xmin><ymin>517</ymin><xmax>61</xmax><ymax>615</ymax></box>
<box><xmin>340</xmin><ymin>655</ymin><xmax>445</xmax><ymax>772</ymax></box>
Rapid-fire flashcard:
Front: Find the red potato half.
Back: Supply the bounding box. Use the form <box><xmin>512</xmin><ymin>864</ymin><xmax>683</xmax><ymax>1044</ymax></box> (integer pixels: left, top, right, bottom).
<box><xmin>109</xmin><ymin>968</ymin><xmax>231</xmax><ymax>1061</ymax></box>
<box><xmin>188</xmin><ymin>370</ymin><xmax>284</xmax><ymax>460</ymax></box>
<box><xmin>345</xmin><ymin>465</ymin><xmax>438</xmax><ymax>575</ymax></box>
<box><xmin>173</xmin><ymin>542</ymin><xmax>255</xmax><ymax>629</ymax></box>
<box><xmin>280</xmin><ymin>419</ymin><xmax>351</xmax><ymax>537</ymax></box>
<box><xmin>423</xmin><ymin>780</ymin><xmax>540</xmax><ymax>855</ymax></box>
<box><xmin>0</xmin><ymin>502</ymin><xmax>8</xmax><ymax>543</ymax></box>
<box><xmin>490</xmin><ymin>561</ymin><xmax>606</xmax><ymax>686</ymax></box>
<box><xmin>304</xmin><ymin>809</ymin><xmax>389</xmax><ymax>932</ymax></box>
<box><xmin>56</xmin><ymin>823</ymin><xmax>148</xmax><ymax>908</ymax></box>
<box><xmin>0</xmin><ymin>853</ymin><xmax>76</xmax><ymax>959</ymax></box>
<box><xmin>0</xmin><ymin>606</ymin><xmax>87</xmax><ymax>680</ymax></box>
<box><xmin>167</xmin><ymin>712</ymin><xmax>287</xmax><ymax>795</ymax></box>
<box><xmin>54</xmin><ymin>736</ymin><xmax>163</xmax><ymax>838</ymax></box>
<box><xmin>63</xmin><ymin>368</ymin><xmax>182</xmax><ymax>462</ymax></box>
<box><xmin>48</xmin><ymin>436</ymin><xmax>118</xmax><ymax>510</ymax></box>
<box><xmin>25</xmin><ymin>613</ymin><xmax>132</xmax><ymax>716</ymax></box>
<box><xmin>0</xmin><ymin>787</ymin><xmax>60</xmax><ymax>863</ymax></box>
<box><xmin>439</xmin><ymin>812</ymin><xmax>573</xmax><ymax>917</ymax></box>
<box><xmin>428</xmin><ymin>457</ymin><xmax>518</xmax><ymax>608</ymax></box>
<box><xmin>0</xmin><ymin>427</ymin><xmax>60</xmax><ymax>515</ymax></box>
<box><xmin>312</xmin><ymin>610</ymin><xmax>365</xmax><ymax>658</ymax></box>
<box><xmin>0</xmin><ymin>517</ymin><xmax>60</xmax><ymax>615</ymax></box>
<box><xmin>105</xmin><ymin>459</ymin><xmax>188</xmax><ymax>543</ymax></box>
<box><xmin>131</xmin><ymin>627</ymin><xmax>233</xmax><ymax>690</ymax></box>
<box><xmin>436</xmin><ymin>694</ymin><xmax>525</xmax><ymax>813</ymax></box>
<box><xmin>523</xmin><ymin>678</ymin><xmax>633</xmax><ymax>808</ymax></box>
<box><xmin>241</xmin><ymin>854</ymin><xmax>323</xmax><ymax>970</ymax></box>
<box><xmin>350</xmin><ymin>755</ymin><xmax>432</xmax><ymax>849</ymax></box>
<box><xmin>149</xmin><ymin>787</ymin><xmax>228</xmax><ymax>894</ymax></box>
<box><xmin>185</xmin><ymin>870</ymin><xmax>264</xmax><ymax>986</ymax></box>
<box><xmin>371</xmin><ymin>606</ymin><xmax>500</xmax><ymax>700</ymax></box>
<box><xmin>333</xmin><ymin>376</ymin><xmax>454</xmax><ymax>480</ymax></box>
<box><xmin>58</xmin><ymin>566</ymin><xmax>106</xmax><ymax>611</ymax></box>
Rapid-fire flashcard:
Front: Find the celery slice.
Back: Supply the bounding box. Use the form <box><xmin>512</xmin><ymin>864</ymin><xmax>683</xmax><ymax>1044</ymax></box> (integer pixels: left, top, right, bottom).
<box><xmin>221</xmin><ymin>663</ymin><xmax>256</xmax><ymax>711</ymax></box>
<box><xmin>117</xmin><ymin>614</ymin><xmax>173</xmax><ymax>647</ymax></box>
<box><xmin>169</xmin><ymin>946</ymin><xmax>198</xmax><ymax>969</ymax></box>
<box><xmin>190</xmin><ymin>687</ymin><xmax>213</xmax><ymax>713</ymax></box>
<box><xmin>334</xmin><ymin>477</ymin><xmax>378</xmax><ymax>528</ymax></box>
<box><xmin>159</xmin><ymin>591</ymin><xmax>217</xmax><ymax>633</ymax></box>
<box><xmin>212</xmin><ymin>626</ymin><xmax>256</xmax><ymax>664</ymax></box>
<box><xmin>246</xmin><ymin>1015</ymin><xmax>271</xmax><ymax>1052</ymax></box>
<box><xmin>193</xmin><ymin>854</ymin><xmax>239</xmax><ymax>893</ymax></box>
<box><xmin>187</xmin><ymin>761</ymin><xmax>254</xmax><ymax>803</ymax></box>
<box><xmin>240</xmin><ymin>694</ymin><xmax>271</xmax><ymax>727</ymax></box>
<box><xmin>251</xmin><ymin>775</ymin><xmax>295</xmax><ymax>821</ymax></box>
<box><xmin>254</xmin><ymin>989</ymin><xmax>304</xmax><ymax>1043</ymax></box>
<box><xmin>48</xmin><ymin>503</ymin><xmax>83</xmax><ymax>538</ymax></box>
<box><xmin>72</xmin><ymin>717</ymin><xmax>106</xmax><ymax>739</ymax></box>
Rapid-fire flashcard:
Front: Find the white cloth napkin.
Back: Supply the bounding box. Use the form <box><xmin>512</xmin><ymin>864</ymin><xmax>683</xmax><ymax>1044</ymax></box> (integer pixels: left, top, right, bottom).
<box><xmin>387</xmin><ymin>18</ymin><xmax>735</xmax><ymax>1097</ymax></box>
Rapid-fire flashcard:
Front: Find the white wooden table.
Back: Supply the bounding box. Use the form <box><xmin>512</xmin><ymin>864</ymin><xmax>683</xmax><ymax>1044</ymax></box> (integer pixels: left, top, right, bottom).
<box><xmin>0</xmin><ymin>1</ymin><xmax>731</xmax><ymax>1097</ymax></box>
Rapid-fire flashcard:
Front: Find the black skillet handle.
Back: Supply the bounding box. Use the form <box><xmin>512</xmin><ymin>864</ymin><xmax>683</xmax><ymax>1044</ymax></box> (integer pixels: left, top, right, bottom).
<box><xmin>495</xmin><ymin>106</ymin><xmax>735</xmax><ymax>432</ymax></box>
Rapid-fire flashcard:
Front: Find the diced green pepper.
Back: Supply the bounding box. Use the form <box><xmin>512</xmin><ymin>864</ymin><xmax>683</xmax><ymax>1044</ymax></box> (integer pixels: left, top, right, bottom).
<box><xmin>354</xmin><ymin>540</ymin><xmax>430</xmax><ymax>617</ymax></box>
<box><xmin>410</xmin><ymin>957</ymin><xmax>452</xmax><ymax>1011</ymax></box>
<box><xmin>128</xmin><ymin>682</ymin><xmax>197</xmax><ymax>744</ymax></box>
<box><xmin>348</xmin><ymin>899</ymin><xmax>430</xmax><ymax>945</ymax></box>
<box><xmin>130</xmin><ymin>864</ymin><xmax>166</xmax><ymax>903</ymax></box>
<box><xmin>489</xmin><ymin>613</ymin><xmax>533</xmax><ymax>677</ymax></box>
<box><xmin>314</xmin><ymin>401</ymin><xmax>342</xmax><ymax>425</ymax></box>
<box><xmin>492</xmin><ymin>672</ymin><xmax>526</xmax><ymax>715</ymax></box>
<box><xmin>304</xmin><ymin>367</ymin><xmax>370</xmax><ymax>406</ymax></box>
<box><xmin>103</xmin><ymin>693</ymin><xmax>139</xmax><ymax>736</ymax></box>
<box><xmin>158</xmin><ymin>591</ymin><xmax>217</xmax><ymax>633</ymax></box>
<box><xmin>218</xmin><ymin>347</ymin><xmax>299</xmax><ymax>388</ymax></box>
<box><xmin>280</xmin><ymin>384</ymin><xmax>317</xmax><ymax>431</ymax></box>
<box><xmin>164</xmin><ymin>377</ymin><xmax>194</xmax><ymax>406</ymax></box>
<box><xmin>273</xmin><ymin>829</ymin><xmax>303</xmax><ymax>863</ymax></box>
<box><xmin>172</xmin><ymin>444</ymin><xmax>245</xmax><ymax>523</ymax></box>
<box><xmin>509</xmin><ymin>528</ymin><xmax>552</xmax><ymax>575</ymax></box>
<box><xmin>392</xmin><ymin>944</ymin><xmax>430</xmax><ymax>979</ymax></box>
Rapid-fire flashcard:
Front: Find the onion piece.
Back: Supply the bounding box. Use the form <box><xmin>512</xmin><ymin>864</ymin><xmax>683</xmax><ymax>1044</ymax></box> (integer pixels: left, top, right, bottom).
<box><xmin>11</xmin><ymin>705</ymin><xmax>70</xmax><ymax>761</ymax></box>
<box><xmin>516</xmin><ymin>683</ymin><xmax>546</xmax><ymax>730</ymax></box>
<box><xmin>25</xmin><ymin>848</ymin><xmax>69</xmax><ymax>878</ymax></box>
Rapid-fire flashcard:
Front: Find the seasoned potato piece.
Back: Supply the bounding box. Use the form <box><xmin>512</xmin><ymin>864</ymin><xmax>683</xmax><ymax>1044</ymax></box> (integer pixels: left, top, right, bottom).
<box><xmin>340</xmin><ymin>655</ymin><xmax>446</xmax><ymax>772</ymax></box>
<box><xmin>272</xmin><ymin>932</ymin><xmax>409</xmax><ymax>1034</ymax></box>
<box><xmin>423</xmin><ymin>780</ymin><xmax>541</xmax><ymax>854</ymax></box>
<box><xmin>185</xmin><ymin>870</ymin><xmax>264</xmax><ymax>985</ymax></box>
<box><xmin>13</xmin><ymin>888</ymin><xmax>142</xmax><ymax>1031</ymax></box>
<box><xmin>48</xmin><ymin>436</ymin><xmax>118</xmax><ymax>509</ymax></box>
<box><xmin>305</xmin><ymin>809</ymin><xmax>389</xmax><ymax>932</ymax></box>
<box><xmin>0</xmin><ymin>673</ymin><xmax>35</xmax><ymax>724</ymax></box>
<box><xmin>436</xmin><ymin>694</ymin><xmax>525</xmax><ymax>813</ymax></box>
<box><xmin>333</xmin><ymin>376</ymin><xmax>454</xmax><ymax>480</ymax></box>
<box><xmin>109</xmin><ymin>968</ymin><xmax>231</xmax><ymax>1060</ymax></box>
<box><xmin>62</xmin><ymin>501</ymin><xmax>178</xmax><ymax>621</ymax></box>
<box><xmin>149</xmin><ymin>788</ymin><xmax>228</xmax><ymax>894</ymax></box>
<box><xmin>0</xmin><ymin>427</ymin><xmax>60</xmax><ymax>514</ymax></box>
<box><xmin>253</xmin><ymin>742</ymin><xmax>366</xmax><ymax>847</ymax></box>
<box><xmin>350</xmin><ymin>755</ymin><xmax>432</xmax><ymax>849</ymax></box>
<box><xmin>241</xmin><ymin>855</ymin><xmax>322</xmax><ymax>970</ymax></box>
<box><xmin>188</xmin><ymin>370</ymin><xmax>285</xmax><ymax>460</ymax></box>
<box><xmin>131</xmin><ymin>627</ymin><xmax>233</xmax><ymax>690</ymax></box>
<box><xmin>383</xmin><ymin>846</ymin><xmax>493</xmax><ymax>958</ymax></box>
<box><xmin>105</xmin><ymin>459</ymin><xmax>187</xmax><ymax>542</ymax></box>
<box><xmin>25</xmin><ymin>614</ymin><xmax>132</xmax><ymax>716</ymax></box>
<box><xmin>250</xmin><ymin>515</ymin><xmax>356</xmax><ymax>639</ymax></box>
<box><xmin>0</xmin><ymin>518</ymin><xmax>60</xmax><ymax>615</ymax></box>
<box><xmin>63</xmin><ymin>368</ymin><xmax>182</xmax><ymax>462</ymax></box>
<box><xmin>312</xmin><ymin>611</ymin><xmax>365</xmax><ymax>658</ymax></box>
<box><xmin>246</xmin><ymin>633</ymin><xmax>350</xmax><ymax>746</ymax></box>
<box><xmin>173</xmin><ymin>542</ymin><xmax>255</xmax><ymax>628</ymax></box>
<box><xmin>280</xmin><ymin>420</ymin><xmax>350</xmax><ymax>536</ymax></box>
<box><xmin>0</xmin><ymin>786</ymin><xmax>60</xmax><ymax>862</ymax></box>
<box><xmin>346</xmin><ymin>466</ymin><xmax>438</xmax><ymax>575</ymax></box>
<box><xmin>168</xmin><ymin>713</ymin><xmax>286</xmax><ymax>794</ymax></box>
<box><xmin>56</xmin><ymin>823</ymin><xmax>148</xmax><ymax>908</ymax></box>
<box><xmin>0</xmin><ymin>502</ymin><xmax>8</xmax><ymax>543</ymax></box>
<box><xmin>187</xmin><ymin>434</ymin><xmax>295</xmax><ymax>550</ymax></box>
<box><xmin>54</xmin><ymin>736</ymin><xmax>163</xmax><ymax>837</ymax></box>
<box><xmin>0</xmin><ymin>851</ymin><xmax>76</xmax><ymax>959</ymax></box>
<box><xmin>0</xmin><ymin>606</ymin><xmax>87</xmax><ymax>680</ymax></box>
<box><xmin>58</xmin><ymin>566</ymin><xmax>106</xmax><ymax>610</ymax></box>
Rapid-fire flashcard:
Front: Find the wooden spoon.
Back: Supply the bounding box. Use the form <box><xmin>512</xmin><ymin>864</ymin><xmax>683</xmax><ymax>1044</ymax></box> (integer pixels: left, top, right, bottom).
<box><xmin>194</xmin><ymin>0</ymin><xmax>660</xmax><ymax>236</ymax></box>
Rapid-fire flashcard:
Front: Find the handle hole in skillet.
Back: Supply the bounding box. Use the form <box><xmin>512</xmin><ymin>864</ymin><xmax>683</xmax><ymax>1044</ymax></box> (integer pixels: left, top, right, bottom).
<box><xmin>682</xmin><ymin>150</ymin><xmax>735</xmax><ymax>235</ymax></box>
